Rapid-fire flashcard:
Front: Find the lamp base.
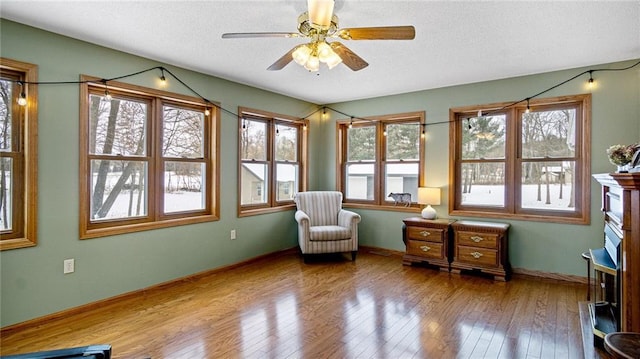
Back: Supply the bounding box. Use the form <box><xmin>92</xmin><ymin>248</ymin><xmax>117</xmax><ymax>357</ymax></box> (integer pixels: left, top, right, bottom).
<box><xmin>421</xmin><ymin>205</ymin><xmax>437</xmax><ymax>219</ymax></box>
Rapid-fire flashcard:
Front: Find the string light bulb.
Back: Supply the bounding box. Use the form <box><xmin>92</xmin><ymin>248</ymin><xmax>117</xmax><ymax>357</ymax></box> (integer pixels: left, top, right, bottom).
<box><xmin>588</xmin><ymin>70</ymin><xmax>595</xmax><ymax>89</ymax></box>
<box><xmin>204</xmin><ymin>108</ymin><xmax>210</xmax><ymax>116</ymax></box>
<box><xmin>241</xmin><ymin>117</ymin><xmax>246</xmax><ymax>129</ymax></box>
<box><xmin>159</xmin><ymin>68</ymin><xmax>167</xmax><ymax>87</ymax></box>
<box><xmin>102</xmin><ymin>80</ymin><xmax>112</xmax><ymax>100</ymax></box>
<box><xmin>321</xmin><ymin>107</ymin><xmax>328</xmax><ymax>120</ymax></box>
<box><xmin>349</xmin><ymin>117</ymin><xmax>353</xmax><ymax>129</ymax></box>
<box><xmin>421</xmin><ymin>124</ymin><xmax>426</xmax><ymax>138</ymax></box>
<box><xmin>17</xmin><ymin>82</ymin><xmax>27</xmax><ymax>106</ymax></box>
<box><xmin>525</xmin><ymin>99</ymin><xmax>531</xmax><ymax>114</ymax></box>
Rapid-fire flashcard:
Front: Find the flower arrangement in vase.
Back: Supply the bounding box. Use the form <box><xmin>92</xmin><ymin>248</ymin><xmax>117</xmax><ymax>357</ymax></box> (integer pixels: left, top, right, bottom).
<box><xmin>607</xmin><ymin>143</ymin><xmax>640</xmax><ymax>172</ymax></box>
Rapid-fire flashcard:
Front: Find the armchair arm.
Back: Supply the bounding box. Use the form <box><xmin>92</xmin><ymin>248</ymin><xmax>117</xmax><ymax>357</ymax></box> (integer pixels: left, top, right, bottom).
<box><xmin>295</xmin><ymin>210</ymin><xmax>310</xmax><ymax>226</ymax></box>
<box><xmin>295</xmin><ymin>210</ymin><xmax>311</xmax><ymax>248</ymax></box>
<box><xmin>338</xmin><ymin>209</ymin><xmax>361</xmax><ymax>228</ymax></box>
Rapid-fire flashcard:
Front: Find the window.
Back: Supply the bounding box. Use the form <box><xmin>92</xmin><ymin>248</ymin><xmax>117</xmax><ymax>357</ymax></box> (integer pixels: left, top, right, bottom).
<box><xmin>0</xmin><ymin>58</ymin><xmax>38</xmax><ymax>250</ymax></box>
<box><xmin>79</xmin><ymin>75</ymin><xmax>219</xmax><ymax>239</ymax></box>
<box><xmin>238</xmin><ymin>107</ymin><xmax>307</xmax><ymax>216</ymax></box>
<box><xmin>337</xmin><ymin>112</ymin><xmax>425</xmax><ymax>209</ymax></box>
<box><xmin>449</xmin><ymin>94</ymin><xmax>591</xmax><ymax>224</ymax></box>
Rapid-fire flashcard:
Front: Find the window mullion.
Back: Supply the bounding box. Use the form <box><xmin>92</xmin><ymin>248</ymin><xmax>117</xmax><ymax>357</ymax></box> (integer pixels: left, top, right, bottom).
<box><xmin>376</xmin><ymin>122</ymin><xmax>385</xmax><ymax>205</ymax></box>
<box><xmin>150</xmin><ymin>98</ymin><xmax>162</xmax><ymax>221</ymax></box>
<box><xmin>268</xmin><ymin>121</ymin><xmax>276</xmax><ymax>207</ymax></box>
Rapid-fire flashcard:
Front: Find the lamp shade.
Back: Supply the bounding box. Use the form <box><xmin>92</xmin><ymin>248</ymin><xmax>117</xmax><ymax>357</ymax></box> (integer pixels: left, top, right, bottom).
<box><xmin>418</xmin><ymin>187</ymin><xmax>440</xmax><ymax>219</ymax></box>
<box><xmin>418</xmin><ymin>187</ymin><xmax>441</xmax><ymax>205</ymax></box>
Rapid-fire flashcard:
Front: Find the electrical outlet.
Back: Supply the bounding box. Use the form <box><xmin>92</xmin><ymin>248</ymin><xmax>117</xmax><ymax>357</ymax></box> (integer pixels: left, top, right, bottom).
<box><xmin>230</xmin><ymin>229</ymin><xmax>236</xmax><ymax>240</ymax></box>
<box><xmin>63</xmin><ymin>259</ymin><xmax>75</xmax><ymax>274</ymax></box>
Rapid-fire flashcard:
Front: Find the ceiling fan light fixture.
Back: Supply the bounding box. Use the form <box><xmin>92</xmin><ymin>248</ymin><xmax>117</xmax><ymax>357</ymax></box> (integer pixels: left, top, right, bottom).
<box><xmin>304</xmin><ymin>55</ymin><xmax>320</xmax><ymax>72</ymax></box>
<box><xmin>317</xmin><ymin>42</ymin><xmax>332</xmax><ymax>61</ymax></box>
<box><xmin>293</xmin><ymin>44</ymin><xmax>312</xmax><ymax>66</ymax></box>
<box><xmin>307</xmin><ymin>0</ymin><xmax>335</xmax><ymax>29</ymax></box>
<box><xmin>325</xmin><ymin>51</ymin><xmax>343</xmax><ymax>69</ymax></box>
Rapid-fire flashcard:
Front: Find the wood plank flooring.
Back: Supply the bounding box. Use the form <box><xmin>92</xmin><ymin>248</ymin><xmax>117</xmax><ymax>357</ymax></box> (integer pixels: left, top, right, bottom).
<box><xmin>0</xmin><ymin>250</ymin><xmax>612</xmax><ymax>358</ymax></box>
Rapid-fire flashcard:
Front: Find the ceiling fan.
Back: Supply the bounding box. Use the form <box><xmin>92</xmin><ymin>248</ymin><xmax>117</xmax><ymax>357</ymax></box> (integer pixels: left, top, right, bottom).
<box><xmin>221</xmin><ymin>0</ymin><xmax>415</xmax><ymax>72</ymax></box>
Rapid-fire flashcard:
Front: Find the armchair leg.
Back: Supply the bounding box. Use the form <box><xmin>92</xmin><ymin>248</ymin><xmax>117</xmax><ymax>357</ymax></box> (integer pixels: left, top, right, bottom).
<box><xmin>351</xmin><ymin>251</ymin><xmax>357</xmax><ymax>261</ymax></box>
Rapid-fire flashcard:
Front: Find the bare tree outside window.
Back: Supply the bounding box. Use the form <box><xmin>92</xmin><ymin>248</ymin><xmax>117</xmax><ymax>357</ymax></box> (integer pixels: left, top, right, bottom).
<box><xmin>238</xmin><ymin>109</ymin><xmax>306</xmax><ymax>215</ymax></box>
<box><xmin>450</xmin><ymin>94</ymin><xmax>590</xmax><ymax>224</ymax></box>
<box><xmin>80</xmin><ymin>75</ymin><xmax>218</xmax><ymax>239</ymax></box>
<box><xmin>0</xmin><ymin>58</ymin><xmax>38</xmax><ymax>250</ymax></box>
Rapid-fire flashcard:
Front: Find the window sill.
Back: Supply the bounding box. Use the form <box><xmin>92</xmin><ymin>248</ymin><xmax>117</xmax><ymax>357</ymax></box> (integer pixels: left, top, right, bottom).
<box><xmin>448</xmin><ymin>209</ymin><xmax>589</xmax><ymax>225</ymax></box>
<box><xmin>343</xmin><ymin>203</ymin><xmax>422</xmax><ymax>213</ymax></box>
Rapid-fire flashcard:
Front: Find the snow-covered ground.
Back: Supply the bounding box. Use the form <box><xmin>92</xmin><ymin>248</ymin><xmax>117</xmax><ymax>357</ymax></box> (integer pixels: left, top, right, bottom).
<box><xmin>462</xmin><ymin>184</ymin><xmax>574</xmax><ymax>211</ymax></box>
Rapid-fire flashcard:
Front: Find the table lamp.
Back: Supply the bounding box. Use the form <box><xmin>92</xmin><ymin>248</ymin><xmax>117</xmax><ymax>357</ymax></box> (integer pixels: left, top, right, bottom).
<box><xmin>418</xmin><ymin>187</ymin><xmax>441</xmax><ymax>219</ymax></box>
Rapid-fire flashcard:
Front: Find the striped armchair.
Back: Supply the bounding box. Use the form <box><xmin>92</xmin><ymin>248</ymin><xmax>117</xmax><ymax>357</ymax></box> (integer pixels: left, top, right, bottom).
<box><xmin>294</xmin><ymin>191</ymin><xmax>361</xmax><ymax>261</ymax></box>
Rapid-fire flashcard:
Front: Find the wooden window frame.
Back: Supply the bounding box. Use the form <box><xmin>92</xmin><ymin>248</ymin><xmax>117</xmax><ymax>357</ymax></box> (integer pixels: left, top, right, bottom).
<box><xmin>336</xmin><ymin>111</ymin><xmax>426</xmax><ymax>211</ymax></box>
<box><xmin>237</xmin><ymin>107</ymin><xmax>308</xmax><ymax>217</ymax></box>
<box><xmin>0</xmin><ymin>58</ymin><xmax>38</xmax><ymax>250</ymax></box>
<box><xmin>449</xmin><ymin>94</ymin><xmax>591</xmax><ymax>224</ymax></box>
<box><xmin>79</xmin><ymin>75</ymin><xmax>220</xmax><ymax>239</ymax></box>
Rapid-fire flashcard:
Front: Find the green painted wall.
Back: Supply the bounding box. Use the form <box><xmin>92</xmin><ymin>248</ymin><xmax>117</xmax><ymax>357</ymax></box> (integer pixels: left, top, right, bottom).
<box><xmin>318</xmin><ymin>59</ymin><xmax>640</xmax><ymax>278</ymax></box>
<box><xmin>0</xmin><ymin>20</ymin><xmax>314</xmax><ymax>327</ymax></box>
<box><xmin>1</xmin><ymin>18</ymin><xmax>639</xmax><ymax>327</ymax></box>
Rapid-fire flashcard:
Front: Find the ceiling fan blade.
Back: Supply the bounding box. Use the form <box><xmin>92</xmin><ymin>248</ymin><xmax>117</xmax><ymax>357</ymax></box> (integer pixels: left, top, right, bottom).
<box><xmin>337</xmin><ymin>26</ymin><xmax>415</xmax><ymax>40</ymax></box>
<box><xmin>267</xmin><ymin>46</ymin><xmax>299</xmax><ymax>71</ymax></box>
<box><xmin>222</xmin><ymin>32</ymin><xmax>300</xmax><ymax>39</ymax></box>
<box><xmin>329</xmin><ymin>42</ymin><xmax>368</xmax><ymax>71</ymax></box>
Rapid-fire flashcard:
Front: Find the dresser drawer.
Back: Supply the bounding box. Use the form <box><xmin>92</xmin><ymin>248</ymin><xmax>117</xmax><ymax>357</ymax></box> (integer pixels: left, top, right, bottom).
<box><xmin>406</xmin><ymin>226</ymin><xmax>444</xmax><ymax>243</ymax></box>
<box><xmin>456</xmin><ymin>231</ymin><xmax>498</xmax><ymax>249</ymax></box>
<box><xmin>457</xmin><ymin>246</ymin><xmax>498</xmax><ymax>267</ymax></box>
<box><xmin>406</xmin><ymin>240</ymin><xmax>444</xmax><ymax>259</ymax></box>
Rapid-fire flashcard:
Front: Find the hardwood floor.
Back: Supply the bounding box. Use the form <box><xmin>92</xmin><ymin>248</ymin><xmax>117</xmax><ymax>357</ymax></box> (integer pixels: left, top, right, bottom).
<box><xmin>0</xmin><ymin>249</ymin><xmax>611</xmax><ymax>358</ymax></box>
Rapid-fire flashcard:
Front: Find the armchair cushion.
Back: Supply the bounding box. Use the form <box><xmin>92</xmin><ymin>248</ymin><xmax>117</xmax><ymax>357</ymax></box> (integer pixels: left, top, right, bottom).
<box><xmin>309</xmin><ymin>225</ymin><xmax>352</xmax><ymax>241</ymax></box>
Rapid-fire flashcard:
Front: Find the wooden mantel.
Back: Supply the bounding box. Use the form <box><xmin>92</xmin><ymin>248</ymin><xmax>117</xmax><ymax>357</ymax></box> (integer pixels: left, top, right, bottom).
<box><xmin>593</xmin><ymin>172</ymin><xmax>640</xmax><ymax>332</ymax></box>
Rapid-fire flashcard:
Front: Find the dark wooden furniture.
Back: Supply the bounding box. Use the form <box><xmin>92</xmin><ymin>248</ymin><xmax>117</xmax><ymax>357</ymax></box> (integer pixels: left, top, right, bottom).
<box><xmin>450</xmin><ymin>220</ymin><xmax>511</xmax><ymax>281</ymax></box>
<box><xmin>402</xmin><ymin>217</ymin><xmax>455</xmax><ymax>271</ymax></box>
<box><xmin>581</xmin><ymin>251</ymin><xmax>592</xmax><ymax>300</ymax></box>
<box><xmin>593</xmin><ymin>173</ymin><xmax>640</xmax><ymax>333</ymax></box>
<box><xmin>604</xmin><ymin>332</ymin><xmax>640</xmax><ymax>359</ymax></box>
<box><xmin>589</xmin><ymin>245</ymin><xmax>619</xmax><ymax>342</ymax></box>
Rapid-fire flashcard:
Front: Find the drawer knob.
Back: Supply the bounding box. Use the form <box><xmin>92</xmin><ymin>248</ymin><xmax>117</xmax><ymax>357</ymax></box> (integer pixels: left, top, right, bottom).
<box><xmin>470</xmin><ymin>251</ymin><xmax>483</xmax><ymax>259</ymax></box>
<box><xmin>420</xmin><ymin>245</ymin><xmax>431</xmax><ymax>252</ymax></box>
<box><xmin>470</xmin><ymin>235</ymin><xmax>484</xmax><ymax>243</ymax></box>
<box><xmin>420</xmin><ymin>231</ymin><xmax>431</xmax><ymax>237</ymax></box>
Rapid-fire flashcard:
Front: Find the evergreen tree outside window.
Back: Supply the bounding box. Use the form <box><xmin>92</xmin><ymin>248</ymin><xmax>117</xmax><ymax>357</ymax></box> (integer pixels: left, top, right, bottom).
<box><xmin>337</xmin><ymin>112</ymin><xmax>425</xmax><ymax>209</ymax></box>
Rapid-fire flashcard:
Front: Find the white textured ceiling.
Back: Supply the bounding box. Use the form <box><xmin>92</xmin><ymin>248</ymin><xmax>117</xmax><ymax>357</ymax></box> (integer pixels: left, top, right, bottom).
<box><xmin>1</xmin><ymin>1</ymin><xmax>639</xmax><ymax>104</ymax></box>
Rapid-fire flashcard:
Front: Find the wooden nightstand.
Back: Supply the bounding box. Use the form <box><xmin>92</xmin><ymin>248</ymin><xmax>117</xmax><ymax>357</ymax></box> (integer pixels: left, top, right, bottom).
<box><xmin>451</xmin><ymin>220</ymin><xmax>511</xmax><ymax>281</ymax></box>
<box><xmin>402</xmin><ymin>217</ymin><xmax>455</xmax><ymax>271</ymax></box>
